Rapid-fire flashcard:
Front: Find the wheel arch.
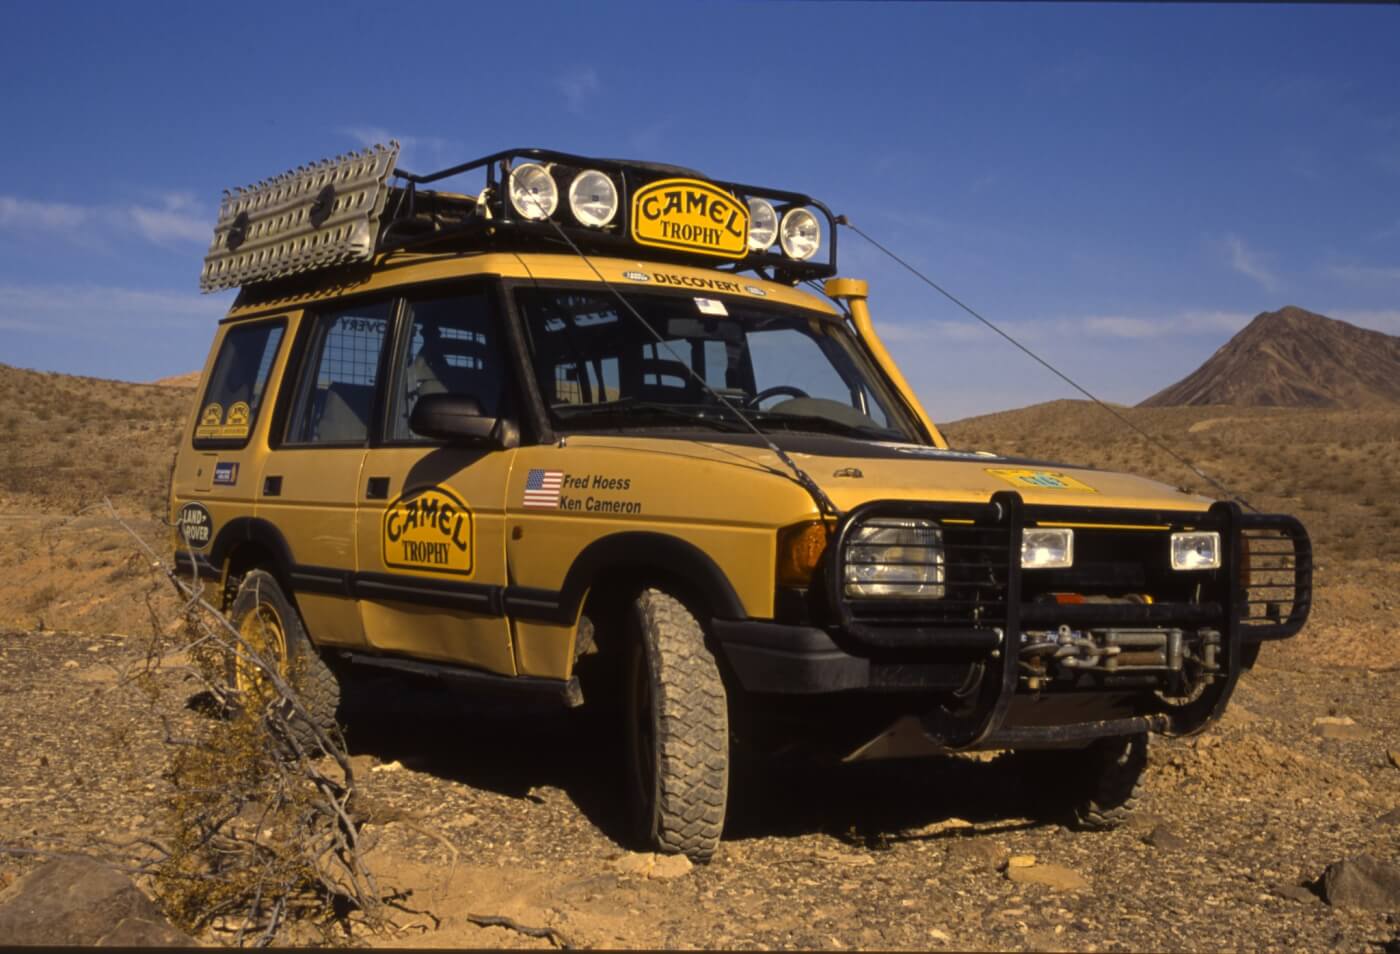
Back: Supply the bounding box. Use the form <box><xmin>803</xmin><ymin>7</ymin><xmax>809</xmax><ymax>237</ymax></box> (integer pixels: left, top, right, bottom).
<box><xmin>209</xmin><ymin>517</ymin><xmax>298</xmax><ymax>606</ymax></box>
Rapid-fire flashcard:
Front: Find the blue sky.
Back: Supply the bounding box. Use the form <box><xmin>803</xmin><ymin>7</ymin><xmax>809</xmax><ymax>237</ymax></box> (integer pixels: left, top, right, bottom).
<box><xmin>1</xmin><ymin>2</ymin><xmax>1396</xmax><ymax>420</ymax></box>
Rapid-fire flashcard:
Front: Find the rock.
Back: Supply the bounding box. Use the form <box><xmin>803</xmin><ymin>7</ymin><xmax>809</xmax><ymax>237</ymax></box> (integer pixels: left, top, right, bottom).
<box><xmin>1145</xmin><ymin>825</ymin><xmax>1187</xmax><ymax>851</ymax></box>
<box><xmin>1311</xmin><ymin>716</ymin><xmax>1368</xmax><ymax>741</ymax></box>
<box><xmin>613</xmin><ymin>851</ymin><xmax>694</xmax><ymax>880</ymax></box>
<box><xmin>815</xmin><ymin>848</ymin><xmax>875</xmax><ymax>867</ymax></box>
<box><xmin>0</xmin><ymin>857</ymin><xmax>192</xmax><ymax>947</ymax></box>
<box><xmin>1378</xmin><ymin>807</ymin><xmax>1400</xmax><ymax>826</ymax></box>
<box><xmin>1273</xmin><ymin>883</ymin><xmax>1319</xmax><ymax>904</ymax></box>
<box><xmin>1006</xmin><ymin>862</ymin><xmax>1089</xmax><ymax>892</ymax></box>
<box><xmin>1320</xmin><ymin>856</ymin><xmax>1400</xmax><ymax>911</ymax></box>
<box><xmin>1006</xmin><ymin>854</ymin><xmax>1036</xmax><ymax>869</ymax></box>
<box><xmin>1387</xmin><ymin>749</ymin><xmax>1400</xmax><ymax>770</ymax></box>
<box><xmin>908</xmin><ymin>817</ymin><xmax>974</xmax><ymax>837</ymax></box>
<box><xmin>946</xmin><ymin>838</ymin><xmax>1006</xmax><ymax>868</ymax></box>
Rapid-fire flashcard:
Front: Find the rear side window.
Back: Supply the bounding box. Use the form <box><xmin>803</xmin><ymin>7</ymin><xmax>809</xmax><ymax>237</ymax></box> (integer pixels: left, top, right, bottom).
<box><xmin>286</xmin><ymin>303</ymin><xmax>393</xmax><ymax>445</ymax></box>
<box><xmin>194</xmin><ymin>320</ymin><xmax>285</xmax><ymax>446</ymax></box>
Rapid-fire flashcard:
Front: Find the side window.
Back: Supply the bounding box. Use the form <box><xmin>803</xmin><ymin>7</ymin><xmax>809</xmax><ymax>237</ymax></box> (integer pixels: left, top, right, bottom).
<box><xmin>287</xmin><ymin>304</ymin><xmax>392</xmax><ymax>445</ymax></box>
<box><xmin>194</xmin><ymin>320</ymin><xmax>285</xmax><ymax>445</ymax></box>
<box><xmin>388</xmin><ymin>291</ymin><xmax>507</xmax><ymax>441</ymax></box>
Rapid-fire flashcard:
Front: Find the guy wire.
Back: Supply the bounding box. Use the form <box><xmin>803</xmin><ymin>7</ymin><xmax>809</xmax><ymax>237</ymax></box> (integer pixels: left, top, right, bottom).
<box><xmin>836</xmin><ymin>216</ymin><xmax>1258</xmax><ymax>513</ymax></box>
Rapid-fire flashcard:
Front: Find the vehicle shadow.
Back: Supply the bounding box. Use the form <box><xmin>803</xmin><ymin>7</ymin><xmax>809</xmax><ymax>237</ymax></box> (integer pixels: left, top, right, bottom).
<box><xmin>335</xmin><ymin>672</ymin><xmax>1061</xmax><ymax>851</ymax></box>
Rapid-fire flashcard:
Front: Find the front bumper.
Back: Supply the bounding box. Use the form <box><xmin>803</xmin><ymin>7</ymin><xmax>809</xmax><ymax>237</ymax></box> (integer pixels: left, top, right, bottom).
<box><xmin>711</xmin><ymin>494</ymin><xmax>1311</xmax><ymax>751</ymax></box>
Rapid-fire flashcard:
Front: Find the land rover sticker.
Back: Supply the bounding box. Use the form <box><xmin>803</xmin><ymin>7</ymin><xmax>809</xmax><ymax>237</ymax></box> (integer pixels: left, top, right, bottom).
<box><xmin>631</xmin><ymin>178</ymin><xmax>748</xmax><ymax>258</ymax></box>
<box><xmin>744</xmin><ymin>285</ymin><xmax>767</xmax><ymax>297</ymax></box>
<box><xmin>382</xmin><ymin>485</ymin><xmax>474</xmax><ymax>576</ymax></box>
<box><xmin>176</xmin><ymin>502</ymin><xmax>213</xmax><ymax>548</ymax></box>
<box><xmin>213</xmin><ymin>461</ymin><xmax>239</xmax><ymax>486</ymax></box>
<box><xmin>986</xmin><ymin>468</ymin><xmax>1097</xmax><ymax>493</ymax></box>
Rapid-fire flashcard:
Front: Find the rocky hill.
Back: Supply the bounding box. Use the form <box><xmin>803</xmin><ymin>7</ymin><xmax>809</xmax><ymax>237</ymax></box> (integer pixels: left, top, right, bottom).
<box><xmin>1139</xmin><ymin>306</ymin><xmax>1400</xmax><ymax>408</ymax></box>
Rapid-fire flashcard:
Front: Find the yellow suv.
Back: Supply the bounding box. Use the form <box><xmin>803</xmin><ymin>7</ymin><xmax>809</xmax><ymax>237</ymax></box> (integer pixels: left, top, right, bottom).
<box><xmin>172</xmin><ymin>145</ymin><xmax>1311</xmax><ymax>860</ymax></box>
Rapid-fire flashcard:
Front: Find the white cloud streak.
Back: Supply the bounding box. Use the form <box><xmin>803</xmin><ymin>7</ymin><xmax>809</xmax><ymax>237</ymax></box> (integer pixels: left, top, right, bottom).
<box><xmin>875</xmin><ymin>309</ymin><xmax>1252</xmax><ymax>346</ymax></box>
<box><xmin>1325</xmin><ymin>262</ymin><xmax>1400</xmax><ymax>285</ymax></box>
<box><xmin>557</xmin><ymin>67</ymin><xmax>601</xmax><ymax>116</ymax></box>
<box><xmin>1222</xmin><ymin>234</ymin><xmax>1281</xmax><ymax>292</ymax></box>
<box><xmin>0</xmin><ymin>193</ymin><xmax>210</xmax><ymax>247</ymax></box>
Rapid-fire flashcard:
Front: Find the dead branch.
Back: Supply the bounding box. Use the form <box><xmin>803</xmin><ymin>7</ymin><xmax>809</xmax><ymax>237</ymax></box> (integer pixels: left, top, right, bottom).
<box><xmin>468</xmin><ymin>913</ymin><xmax>574</xmax><ymax>949</ymax></box>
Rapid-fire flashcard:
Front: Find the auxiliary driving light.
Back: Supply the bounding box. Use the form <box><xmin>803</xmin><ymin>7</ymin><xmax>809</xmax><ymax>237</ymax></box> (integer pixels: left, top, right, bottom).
<box><xmin>1171</xmin><ymin>531</ymin><xmax>1221</xmax><ymax>570</ymax></box>
<box><xmin>568</xmin><ymin>169</ymin><xmax>618</xmax><ymax>227</ymax></box>
<box><xmin>746</xmin><ymin>197</ymin><xmax>778</xmax><ymax>251</ymax></box>
<box><xmin>844</xmin><ymin>518</ymin><xmax>945</xmax><ymax>599</ymax></box>
<box><xmin>779</xmin><ymin>207</ymin><xmax>821</xmax><ymax>260</ymax></box>
<box><xmin>1022</xmin><ymin>528</ymin><xmax>1074</xmax><ymax>569</ymax></box>
<box><xmin>508</xmin><ymin>163</ymin><xmax>559</xmax><ymax>220</ymax></box>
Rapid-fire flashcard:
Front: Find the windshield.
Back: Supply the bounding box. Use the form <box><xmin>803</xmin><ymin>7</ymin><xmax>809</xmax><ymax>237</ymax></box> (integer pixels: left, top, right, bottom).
<box><xmin>517</xmin><ymin>286</ymin><xmax>921</xmax><ymax>442</ymax></box>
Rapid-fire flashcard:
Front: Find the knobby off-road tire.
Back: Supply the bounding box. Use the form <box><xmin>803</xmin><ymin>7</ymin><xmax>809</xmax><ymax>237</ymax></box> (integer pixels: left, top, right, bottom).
<box><xmin>625</xmin><ymin>588</ymin><xmax>729</xmax><ymax>862</ymax></box>
<box><xmin>226</xmin><ymin>570</ymin><xmax>342</xmax><ymax>755</ymax></box>
<box><xmin>1013</xmin><ymin>732</ymin><xmax>1148</xmax><ymax>831</ymax></box>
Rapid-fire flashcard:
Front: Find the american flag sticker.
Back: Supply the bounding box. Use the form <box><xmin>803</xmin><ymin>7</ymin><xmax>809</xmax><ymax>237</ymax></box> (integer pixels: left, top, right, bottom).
<box><xmin>522</xmin><ymin>469</ymin><xmax>564</xmax><ymax>509</ymax></box>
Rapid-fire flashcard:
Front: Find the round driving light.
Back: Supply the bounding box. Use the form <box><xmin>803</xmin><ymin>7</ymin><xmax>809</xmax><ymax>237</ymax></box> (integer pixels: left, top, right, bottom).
<box><xmin>568</xmin><ymin>169</ymin><xmax>618</xmax><ymax>227</ymax></box>
<box><xmin>746</xmin><ymin>197</ymin><xmax>778</xmax><ymax>251</ymax></box>
<box><xmin>508</xmin><ymin>163</ymin><xmax>558</xmax><ymax>220</ymax></box>
<box><xmin>780</xmin><ymin>207</ymin><xmax>821</xmax><ymax>260</ymax></box>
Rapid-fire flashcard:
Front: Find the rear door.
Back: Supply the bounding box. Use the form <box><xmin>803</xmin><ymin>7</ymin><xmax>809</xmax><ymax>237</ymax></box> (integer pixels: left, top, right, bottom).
<box><xmin>257</xmin><ymin>300</ymin><xmax>395</xmax><ymax>649</ymax></box>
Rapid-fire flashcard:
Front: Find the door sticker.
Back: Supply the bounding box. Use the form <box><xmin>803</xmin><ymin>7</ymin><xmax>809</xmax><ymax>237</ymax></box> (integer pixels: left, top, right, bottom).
<box><xmin>986</xmin><ymin>468</ymin><xmax>1097</xmax><ymax>493</ymax></box>
<box><xmin>382</xmin><ymin>485</ymin><xmax>475</xmax><ymax>576</ymax></box>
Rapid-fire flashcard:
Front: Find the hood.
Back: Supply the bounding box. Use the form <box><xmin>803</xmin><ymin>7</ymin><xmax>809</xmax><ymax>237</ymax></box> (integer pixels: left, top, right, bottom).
<box><xmin>564</xmin><ymin>431</ymin><xmax>1213</xmax><ymax>514</ymax></box>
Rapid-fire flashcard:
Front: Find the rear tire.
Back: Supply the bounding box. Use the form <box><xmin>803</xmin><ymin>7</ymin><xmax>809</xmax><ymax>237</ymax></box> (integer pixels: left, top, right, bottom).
<box><xmin>625</xmin><ymin>588</ymin><xmax>729</xmax><ymax>861</ymax></box>
<box><xmin>226</xmin><ymin>570</ymin><xmax>341</xmax><ymax>754</ymax></box>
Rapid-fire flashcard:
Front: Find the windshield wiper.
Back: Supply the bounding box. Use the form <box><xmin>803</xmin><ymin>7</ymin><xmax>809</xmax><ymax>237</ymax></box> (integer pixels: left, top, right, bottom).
<box><xmin>554</xmin><ymin>401</ymin><xmax>750</xmax><ymax>433</ymax></box>
<box><xmin>744</xmin><ymin>409</ymin><xmax>897</xmax><ymax>441</ymax></box>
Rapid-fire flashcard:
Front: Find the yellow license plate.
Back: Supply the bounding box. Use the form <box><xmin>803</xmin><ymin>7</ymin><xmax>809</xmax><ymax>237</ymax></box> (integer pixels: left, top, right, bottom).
<box><xmin>631</xmin><ymin>178</ymin><xmax>749</xmax><ymax>258</ymax></box>
<box><xmin>986</xmin><ymin>468</ymin><xmax>1097</xmax><ymax>493</ymax></box>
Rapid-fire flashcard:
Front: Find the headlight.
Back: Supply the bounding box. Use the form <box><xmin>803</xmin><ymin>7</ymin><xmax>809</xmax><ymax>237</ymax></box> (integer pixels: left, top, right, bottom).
<box><xmin>508</xmin><ymin>163</ymin><xmax>558</xmax><ymax>220</ymax></box>
<box><xmin>746</xmin><ymin>198</ymin><xmax>778</xmax><ymax>251</ymax></box>
<box><xmin>568</xmin><ymin>169</ymin><xmax>618</xmax><ymax>227</ymax></box>
<box><xmin>1171</xmin><ymin>531</ymin><xmax>1221</xmax><ymax>570</ymax></box>
<box><xmin>844</xmin><ymin>518</ymin><xmax>944</xmax><ymax>599</ymax></box>
<box><xmin>779</xmin><ymin>207</ymin><xmax>821</xmax><ymax>260</ymax></box>
<box><xmin>1022</xmin><ymin>528</ymin><xmax>1074</xmax><ymax>569</ymax></box>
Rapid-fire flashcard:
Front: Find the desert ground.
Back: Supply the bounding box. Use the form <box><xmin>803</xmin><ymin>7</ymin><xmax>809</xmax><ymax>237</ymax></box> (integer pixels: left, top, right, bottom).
<box><xmin>0</xmin><ymin>364</ymin><xmax>1396</xmax><ymax>949</ymax></box>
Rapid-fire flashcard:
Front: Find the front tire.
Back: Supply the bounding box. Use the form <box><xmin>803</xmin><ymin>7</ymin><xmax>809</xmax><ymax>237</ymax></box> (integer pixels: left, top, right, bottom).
<box><xmin>625</xmin><ymin>589</ymin><xmax>729</xmax><ymax>861</ymax></box>
<box><xmin>225</xmin><ymin>569</ymin><xmax>342</xmax><ymax>754</ymax></box>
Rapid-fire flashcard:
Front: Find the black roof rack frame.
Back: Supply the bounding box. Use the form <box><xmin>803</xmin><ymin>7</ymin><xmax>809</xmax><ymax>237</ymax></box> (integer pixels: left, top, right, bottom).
<box><xmin>382</xmin><ymin>147</ymin><xmax>839</xmax><ymax>285</ymax></box>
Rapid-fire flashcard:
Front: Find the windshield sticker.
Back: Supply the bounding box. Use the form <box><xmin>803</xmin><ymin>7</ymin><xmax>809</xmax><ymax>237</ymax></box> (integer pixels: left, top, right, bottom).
<box><xmin>986</xmin><ymin>468</ymin><xmax>1097</xmax><ymax>493</ymax></box>
<box><xmin>695</xmin><ymin>297</ymin><xmax>728</xmax><ymax>316</ymax></box>
<box><xmin>177</xmin><ymin>502</ymin><xmax>213</xmax><ymax>549</ymax></box>
<box><xmin>523</xmin><ymin>469</ymin><xmax>643</xmax><ymax>515</ymax></box>
<box><xmin>222</xmin><ymin>401</ymin><xmax>251</xmax><ymax>438</ymax></box>
<box><xmin>213</xmin><ymin>461</ymin><xmax>239</xmax><ymax>486</ymax></box>
<box><xmin>383</xmin><ymin>486</ymin><xmax>474</xmax><ymax>576</ymax></box>
<box><xmin>622</xmin><ymin>270</ymin><xmax>650</xmax><ymax>282</ymax></box>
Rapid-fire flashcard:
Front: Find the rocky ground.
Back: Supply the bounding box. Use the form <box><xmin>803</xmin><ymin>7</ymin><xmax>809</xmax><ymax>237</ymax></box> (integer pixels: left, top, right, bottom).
<box><xmin>1</xmin><ymin>614</ymin><xmax>1397</xmax><ymax>950</ymax></box>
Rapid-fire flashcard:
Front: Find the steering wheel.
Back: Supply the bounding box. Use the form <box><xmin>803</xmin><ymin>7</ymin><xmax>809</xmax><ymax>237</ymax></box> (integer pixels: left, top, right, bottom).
<box><xmin>746</xmin><ymin>385</ymin><xmax>810</xmax><ymax>408</ymax></box>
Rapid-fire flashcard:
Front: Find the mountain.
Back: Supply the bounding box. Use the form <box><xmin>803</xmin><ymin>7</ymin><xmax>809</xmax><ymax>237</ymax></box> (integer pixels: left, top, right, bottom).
<box><xmin>1139</xmin><ymin>306</ymin><xmax>1400</xmax><ymax>408</ymax></box>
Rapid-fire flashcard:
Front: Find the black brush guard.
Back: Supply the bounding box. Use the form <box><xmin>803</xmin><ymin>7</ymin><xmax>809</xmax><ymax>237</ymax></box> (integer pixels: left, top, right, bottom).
<box><xmin>825</xmin><ymin>493</ymin><xmax>1311</xmax><ymax>749</ymax></box>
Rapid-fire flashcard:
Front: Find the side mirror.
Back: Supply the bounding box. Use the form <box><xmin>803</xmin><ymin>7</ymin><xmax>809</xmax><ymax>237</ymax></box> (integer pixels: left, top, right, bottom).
<box><xmin>409</xmin><ymin>394</ymin><xmax>519</xmax><ymax>449</ymax></box>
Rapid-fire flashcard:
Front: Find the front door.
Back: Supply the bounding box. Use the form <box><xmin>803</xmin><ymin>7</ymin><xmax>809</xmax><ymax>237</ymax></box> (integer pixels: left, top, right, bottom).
<box><xmin>354</xmin><ymin>285</ymin><xmax>517</xmax><ymax>673</ymax></box>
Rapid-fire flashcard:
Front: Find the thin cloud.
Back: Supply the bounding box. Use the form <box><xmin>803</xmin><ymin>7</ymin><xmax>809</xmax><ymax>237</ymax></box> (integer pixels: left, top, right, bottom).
<box><xmin>0</xmin><ymin>193</ymin><xmax>210</xmax><ymax>247</ymax></box>
<box><xmin>337</xmin><ymin>126</ymin><xmax>457</xmax><ymax>172</ymax></box>
<box><xmin>557</xmin><ymin>67</ymin><xmax>601</xmax><ymax>116</ymax></box>
<box><xmin>875</xmin><ymin>309</ymin><xmax>1252</xmax><ymax>348</ymax></box>
<box><xmin>1325</xmin><ymin>262</ymin><xmax>1400</xmax><ymax>285</ymax></box>
<box><xmin>0</xmin><ymin>283</ymin><xmax>230</xmax><ymax>340</ymax></box>
<box><xmin>1222</xmin><ymin>234</ymin><xmax>1282</xmax><ymax>293</ymax></box>
<box><xmin>1329</xmin><ymin>308</ymin><xmax>1400</xmax><ymax>335</ymax></box>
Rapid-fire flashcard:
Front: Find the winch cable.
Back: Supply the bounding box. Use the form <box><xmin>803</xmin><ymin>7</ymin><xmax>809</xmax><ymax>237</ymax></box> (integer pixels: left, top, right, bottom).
<box><xmin>513</xmin><ymin>194</ymin><xmax>843</xmax><ymax>521</ymax></box>
<box><xmin>836</xmin><ymin>216</ymin><xmax>1258</xmax><ymax>513</ymax></box>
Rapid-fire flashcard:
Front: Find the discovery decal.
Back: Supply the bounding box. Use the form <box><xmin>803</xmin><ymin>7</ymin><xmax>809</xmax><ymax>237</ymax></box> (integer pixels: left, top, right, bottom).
<box><xmin>383</xmin><ymin>486</ymin><xmax>475</xmax><ymax>575</ymax></box>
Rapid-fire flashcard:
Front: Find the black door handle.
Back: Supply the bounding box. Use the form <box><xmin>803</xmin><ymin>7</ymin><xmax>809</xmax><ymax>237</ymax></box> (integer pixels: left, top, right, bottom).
<box><xmin>262</xmin><ymin>476</ymin><xmax>282</xmax><ymax>497</ymax></box>
<box><xmin>366</xmin><ymin>477</ymin><xmax>390</xmax><ymax>500</ymax></box>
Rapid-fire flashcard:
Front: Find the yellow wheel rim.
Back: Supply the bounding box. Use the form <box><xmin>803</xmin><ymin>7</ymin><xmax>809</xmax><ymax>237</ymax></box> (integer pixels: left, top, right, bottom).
<box><xmin>235</xmin><ymin>602</ymin><xmax>289</xmax><ymax>695</ymax></box>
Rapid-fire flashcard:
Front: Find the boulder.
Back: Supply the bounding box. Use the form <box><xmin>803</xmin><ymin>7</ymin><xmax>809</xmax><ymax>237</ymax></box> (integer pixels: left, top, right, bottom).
<box><xmin>0</xmin><ymin>857</ymin><xmax>192</xmax><ymax>947</ymax></box>
<box><xmin>1321</xmin><ymin>856</ymin><xmax>1400</xmax><ymax>911</ymax></box>
<box><xmin>1006</xmin><ymin>862</ymin><xmax>1089</xmax><ymax>892</ymax></box>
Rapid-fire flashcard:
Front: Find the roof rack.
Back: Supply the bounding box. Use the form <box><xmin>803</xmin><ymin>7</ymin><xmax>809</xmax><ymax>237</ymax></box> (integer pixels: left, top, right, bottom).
<box><xmin>201</xmin><ymin>145</ymin><xmax>838</xmax><ymax>292</ymax></box>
